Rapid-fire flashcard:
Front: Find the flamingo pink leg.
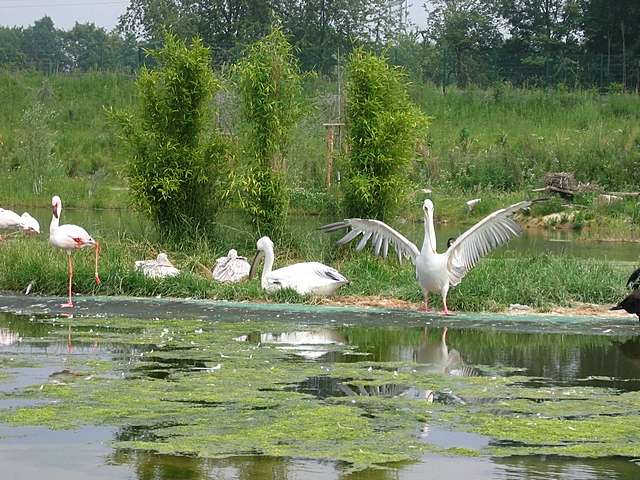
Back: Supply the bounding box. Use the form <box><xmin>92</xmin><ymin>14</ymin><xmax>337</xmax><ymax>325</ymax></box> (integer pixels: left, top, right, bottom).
<box><xmin>61</xmin><ymin>253</ymin><xmax>74</xmax><ymax>308</ymax></box>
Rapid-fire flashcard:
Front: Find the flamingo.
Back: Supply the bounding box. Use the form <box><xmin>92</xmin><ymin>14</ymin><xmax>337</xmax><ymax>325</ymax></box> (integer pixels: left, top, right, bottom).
<box><xmin>19</xmin><ymin>213</ymin><xmax>40</xmax><ymax>234</ymax></box>
<box><xmin>49</xmin><ymin>195</ymin><xmax>100</xmax><ymax>308</ymax></box>
<box><xmin>0</xmin><ymin>208</ymin><xmax>39</xmax><ymax>238</ymax></box>
<box><xmin>249</xmin><ymin>236</ymin><xmax>348</xmax><ymax>296</ymax></box>
<box><xmin>321</xmin><ymin>199</ymin><xmax>536</xmax><ymax>314</ymax></box>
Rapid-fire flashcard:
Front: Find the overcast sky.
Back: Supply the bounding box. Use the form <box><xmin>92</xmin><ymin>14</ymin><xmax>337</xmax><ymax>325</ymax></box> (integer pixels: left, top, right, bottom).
<box><xmin>0</xmin><ymin>0</ymin><xmax>428</xmax><ymax>31</ymax></box>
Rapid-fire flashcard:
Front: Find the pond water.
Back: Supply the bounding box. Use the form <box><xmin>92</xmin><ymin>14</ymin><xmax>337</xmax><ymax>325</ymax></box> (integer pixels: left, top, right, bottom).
<box><xmin>20</xmin><ymin>206</ymin><xmax>640</xmax><ymax>262</ymax></box>
<box><xmin>1</xmin><ymin>298</ymin><xmax>639</xmax><ymax>479</ymax></box>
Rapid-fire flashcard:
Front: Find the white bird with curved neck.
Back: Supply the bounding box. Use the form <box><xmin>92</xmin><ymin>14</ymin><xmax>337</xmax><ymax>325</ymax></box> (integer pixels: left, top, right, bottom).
<box><xmin>249</xmin><ymin>236</ymin><xmax>348</xmax><ymax>296</ymax></box>
<box><xmin>49</xmin><ymin>195</ymin><xmax>101</xmax><ymax>308</ymax></box>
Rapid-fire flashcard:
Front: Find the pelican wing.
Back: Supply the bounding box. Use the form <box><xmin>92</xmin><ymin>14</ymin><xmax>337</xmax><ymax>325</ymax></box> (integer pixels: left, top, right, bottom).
<box><xmin>315</xmin><ymin>264</ymin><xmax>348</xmax><ymax>283</ymax></box>
<box><xmin>320</xmin><ymin>219</ymin><xmax>419</xmax><ymax>264</ymax></box>
<box><xmin>446</xmin><ymin>200</ymin><xmax>532</xmax><ymax>286</ymax></box>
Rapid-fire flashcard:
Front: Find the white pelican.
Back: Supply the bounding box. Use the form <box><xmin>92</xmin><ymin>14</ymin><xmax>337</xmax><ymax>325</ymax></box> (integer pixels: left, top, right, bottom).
<box><xmin>49</xmin><ymin>195</ymin><xmax>100</xmax><ymax>308</ymax></box>
<box><xmin>249</xmin><ymin>236</ymin><xmax>348</xmax><ymax>296</ymax></box>
<box><xmin>320</xmin><ymin>199</ymin><xmax>535</xmax><ymax>314</ymax></box>
<box><xmin>135</xmin><ymin>253</ymin><xmax>180</xmax><ymax>279</ymax></box>
<box><xmin>212</xmin><ymin>249</ymin><xmax>251</xmax><ymax>283</ymax></box>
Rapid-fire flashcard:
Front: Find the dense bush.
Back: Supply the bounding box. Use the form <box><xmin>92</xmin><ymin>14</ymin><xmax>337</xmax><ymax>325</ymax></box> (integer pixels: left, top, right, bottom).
<box><xmin>343</xmin><ymin>49</ymin><xmax>429</xmax><ymax>220</ymax></box>
<box><xmin>235</xmin><ymin>25</ymin><xmax>302</xmax><ymax>240</ymax></box>
<box><xmin>113</xmin><ymin>34</ymin><xmax>231</xmax><ymax>240</ymax></box>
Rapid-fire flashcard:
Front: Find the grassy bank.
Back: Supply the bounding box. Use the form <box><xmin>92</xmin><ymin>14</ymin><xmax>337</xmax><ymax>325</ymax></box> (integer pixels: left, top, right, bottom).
<box><xmin>0</xmin><ymin>236</ymin><xmax>629</xmax><ymax>312</ymax></box>
<box><xmin>1</xmin><ymin>72</ymin><xmax>639</xmax><ymax>207</ymax></box>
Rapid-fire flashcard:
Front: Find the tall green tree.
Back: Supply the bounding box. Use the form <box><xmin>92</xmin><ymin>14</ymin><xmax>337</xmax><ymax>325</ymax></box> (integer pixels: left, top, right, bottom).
<box><xmin>425</xmin><ymin>0</ymin><xmax>502</xmax><ymax>87</ymax></box>
<box><xmin>235</xmin><ymin>25</ymin><xmax>302</xmax><ymax>239</ymax></box>
<box><xmin>22</xmin><ymin>16</ymin><xmax>68</xmax><ymax>72</ymax></box>
<box><xmin>498</xmin><ymin>0</ymin><xmax>582</xmax><ymax>64</ymax></box>
<box><xmin>343</xmin><ymin>48</ymin><xmax>428</xmax><ymax>220</ymax></box>
<box><xmin>113</xmin><ymin>33</ymin><xmax>231</xmax><ymax>238</ymax></box>
<box><xmin>117</xmin><ymin>0</ymin><xmax>407</xmax><ymax>72</ymax></box>
<box><xmin>65</xmin><ymin>23</ymin><xmax>114</xmax><ymax>71</ymax></box>
<box><xmin>581</xmin><ymin>0</ymin><xmax>640</xmax><ymax>87</ymax></box>
<box><xmin>0</xmin><ymin>27</ymin><xmax>26</xmax><ymax>68</ymax></box>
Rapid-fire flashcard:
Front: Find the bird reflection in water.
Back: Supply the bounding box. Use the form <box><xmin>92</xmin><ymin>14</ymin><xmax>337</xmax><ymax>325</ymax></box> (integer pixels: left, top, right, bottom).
<box><xmin>413</xmin><ymin>327</ymin><xmax>478</xmax><ymax>377</ymax></box>
<box><xmin>0</xmin><ymin>327</ymin><xmax>21</xmax><ymax>346</ymax></box>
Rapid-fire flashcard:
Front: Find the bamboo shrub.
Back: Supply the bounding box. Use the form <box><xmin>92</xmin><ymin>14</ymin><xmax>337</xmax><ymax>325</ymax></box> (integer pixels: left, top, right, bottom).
<box><xmin>113</xmin><ymin>33</ymin><xmax>231</xmax><ymax>240</ymax></box>
<box><xmin>343</xmin><ymin>49</ymin><xmax>429</xmax><ymax>220</ymax></box>
<box><xmin>235</xmin><ymin>25</ymin><xmax>302</xmax><ymax>240</ymax></box>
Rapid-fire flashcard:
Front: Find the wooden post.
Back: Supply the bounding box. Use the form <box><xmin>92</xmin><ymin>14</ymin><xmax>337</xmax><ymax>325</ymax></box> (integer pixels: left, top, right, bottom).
<box><xmin>325</xmin><ymin>125</ymin><xmax>334</xmax><ymax>188</ymax></box>
<box><xmin>323</xmin><ymin>123</ymin><xmax>344</xmax><ymax>188</ymax></box>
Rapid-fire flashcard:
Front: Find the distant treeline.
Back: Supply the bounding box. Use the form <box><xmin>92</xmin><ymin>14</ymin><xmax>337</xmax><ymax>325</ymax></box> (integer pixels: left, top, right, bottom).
<box><xmin>0</xmin><ymin>0</ymin><xmax>639</xmax><ymax>90</ymax></box>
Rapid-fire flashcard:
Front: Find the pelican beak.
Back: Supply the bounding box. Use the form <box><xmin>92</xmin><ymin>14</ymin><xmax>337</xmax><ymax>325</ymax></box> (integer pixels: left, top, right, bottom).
<box><xmin>249</xmin><ymin>251</ymin><xmax>262</xmax><ymax>279</ymax></box>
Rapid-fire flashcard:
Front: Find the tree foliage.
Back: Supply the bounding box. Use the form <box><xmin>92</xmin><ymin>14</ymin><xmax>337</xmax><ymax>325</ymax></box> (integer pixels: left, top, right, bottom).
<box><xmin>235</xmin><ymin>25</ymin><xmax>302</xmax><ymax>240</ymax></box>
<box><xmin>113</xmin><ymin>33</ymin><xmax>231</xmax><ymax>239</ymax></box>
<box><xmin>117</xmin><ymin>0</ymin><xmax>408</xmax><ymax>73</ymax></box>
<box><xmin>426</xmin><ymin>0</ymin><xmax>502</xmax><ymax>87</ymax></box>
<box><xmin>343</xmin><ymin>49</ymin><xmax>428</xmax><ymax>220</ymax></box>
<box><xmin>0</xmin><ymin>16</ymin><xmax>137</xmax><ymax>72</ymax></box>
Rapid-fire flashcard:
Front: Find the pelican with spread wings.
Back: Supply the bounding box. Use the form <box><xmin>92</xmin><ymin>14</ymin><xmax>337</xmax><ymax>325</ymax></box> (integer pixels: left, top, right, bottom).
<box><xmin>320</xmin><ymin>199</ymin><xmax>536</xmax><ymax>314</ymax></box>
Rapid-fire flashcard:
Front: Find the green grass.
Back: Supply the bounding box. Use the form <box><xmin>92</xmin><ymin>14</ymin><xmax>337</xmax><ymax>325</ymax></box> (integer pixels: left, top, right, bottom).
<box><xmin>0</xmin><ymin>235</ymin><xmax>628</xmax><ymax>312</ymax></box>
<box><xmin>2</xmin><ymin>72</ymin><xmax>640</xmax><ymax>209</ymax></box>
<box><xmin>413</xmin><ymin>83</ymin><xmax>640</xmax><ymax>191</ymax></box>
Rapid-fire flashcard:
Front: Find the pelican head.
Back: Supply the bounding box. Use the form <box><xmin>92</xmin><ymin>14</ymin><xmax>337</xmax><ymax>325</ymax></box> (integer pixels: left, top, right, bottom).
<box><xmin>51</xmin><ymin>195</ymin><xmax>62</xmax><ymax>219</ymax></box>
<box><xmin>249</xmin><ymin>236</ymin><xmax>274</xmax><ymax>279</ymax></box>
<box><xmin>156</xmin><ymin>253</ymin><xmax>172</xmax><ymax>266</ymax></box>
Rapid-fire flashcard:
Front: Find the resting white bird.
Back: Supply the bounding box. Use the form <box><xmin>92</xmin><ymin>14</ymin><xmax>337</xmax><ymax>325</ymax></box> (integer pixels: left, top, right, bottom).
<box><xmin>0</xmin><ymin>208</ymin><xmax>39</xmax><ymax>237</ymax></box>
<box><xmin>0</xmin><ymin>208</ymin><xmax>21</xmax><ymax>236</ymax></box>
<box><xmin>465</xmin><ymin>198</ymin><xmax>481</xmax><ymax>212</ymax></box>
<box><xmin>19</xmin><ymin>213</ymin><xmax>40</xmax><ymax>234</ymax></box>
<box><xmin>320</xmin><ymin>199</ymin><xmax>536</xmax><ymax>314</ymax></box>
<box><xmin>212</xmin><ymin>249</ymin><xmax>251</xmax><ymax>283</ymax></box>
<box><xmin>135</xmin><ymin>253</ymin><xmax>180</xmax><ymax>279</ymax></box>
<box><xmin>249</xmin><ymin>236</ymin><xmax>349</xmax><ymax>296</ymax></box>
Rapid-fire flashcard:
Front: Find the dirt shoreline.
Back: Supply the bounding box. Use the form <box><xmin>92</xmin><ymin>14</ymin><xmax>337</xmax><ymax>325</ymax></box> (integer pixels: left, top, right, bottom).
<box><xmin>319</xmin><ymin>296</ymin><xmax>636</xmax><ymax>319</ymax></box>
<box><xmin>0</xmin><ymin>292</ymin><xmax>636</xmax><ymax>321</ymax></box>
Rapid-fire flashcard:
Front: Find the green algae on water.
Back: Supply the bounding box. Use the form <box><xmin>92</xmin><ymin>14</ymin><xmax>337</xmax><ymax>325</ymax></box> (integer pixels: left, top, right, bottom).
<box><xmin>1</xmin><ymin>314</ymin><xmax>640</xmax><ymax>471</ymax></box>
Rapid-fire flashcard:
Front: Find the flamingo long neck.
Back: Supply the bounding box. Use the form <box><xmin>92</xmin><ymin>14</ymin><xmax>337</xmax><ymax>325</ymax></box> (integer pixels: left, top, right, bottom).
<box><xmin>49</xmin><ymin>209</ymin><xmax>60</xmax><ymax>238</ymax></box>
<box><xmin>261</xmin><ymin>244</ymin><xmax>275</xmax><ymax>284</ymax></box>
<box><xmin>421</xmin><ymin>208</ymin><xmax>437</xmax><ymax>255</ymax></box>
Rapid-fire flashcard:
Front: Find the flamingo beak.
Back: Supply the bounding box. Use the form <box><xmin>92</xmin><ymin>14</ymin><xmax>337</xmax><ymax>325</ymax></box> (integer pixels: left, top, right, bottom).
<box><xmin>249</xmin><ymin>251</ymin><xmax>262</xmax><ymax>279</ymax></box>
<box><xmin>52</xmin><ymin>204</ymin><xmax>58</xmax><ymax>219</ymax></box>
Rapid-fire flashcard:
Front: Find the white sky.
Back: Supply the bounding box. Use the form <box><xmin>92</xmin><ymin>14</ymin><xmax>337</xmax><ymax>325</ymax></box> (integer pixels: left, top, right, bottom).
<box><xmin>0</xmin><ymin>0</ymin><xmax>429</xmax><ymax>31</ymax></box>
